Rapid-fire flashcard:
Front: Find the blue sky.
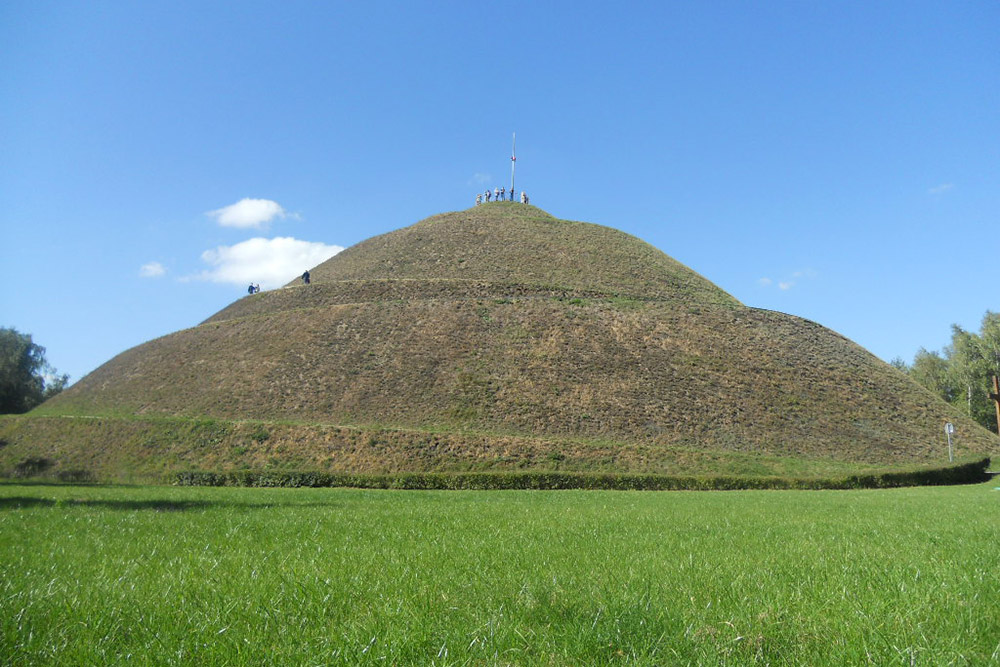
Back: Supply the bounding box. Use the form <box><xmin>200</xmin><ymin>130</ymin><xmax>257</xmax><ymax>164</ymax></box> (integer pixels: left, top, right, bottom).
<box><xmin>1</xmin><ymin>1</ymin><xmax>997</xmax><ymax>385</ymax></box>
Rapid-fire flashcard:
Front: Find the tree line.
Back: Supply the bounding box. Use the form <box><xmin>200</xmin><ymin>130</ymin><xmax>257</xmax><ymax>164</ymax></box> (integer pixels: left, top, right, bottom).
<box><xmin>0</xmin><ymin>327</ymin><xmax>68</xmax><ymax>414</ymax></box>
<box><xmin>892</xmin><ymin>311</ymin><xmax>1000</xmax><ymax>433</ymax></box>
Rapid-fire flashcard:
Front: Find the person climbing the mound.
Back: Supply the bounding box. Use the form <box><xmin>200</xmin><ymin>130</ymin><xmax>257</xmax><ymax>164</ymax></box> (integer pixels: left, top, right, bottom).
<box><xmin>302</xmin><ymin>270</ymin><xmax>310</xmax><ymax>285</ymax></box>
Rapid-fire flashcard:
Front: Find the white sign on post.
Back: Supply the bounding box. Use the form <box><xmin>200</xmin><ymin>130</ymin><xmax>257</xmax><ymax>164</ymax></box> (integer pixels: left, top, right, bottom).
<box><xmin>945</xmin><ymin>422</ymin><xmax>955</xmax><ymax>462</ymax></box>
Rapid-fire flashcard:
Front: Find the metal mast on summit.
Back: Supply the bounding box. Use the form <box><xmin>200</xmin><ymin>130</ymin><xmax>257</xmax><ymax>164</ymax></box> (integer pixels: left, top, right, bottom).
<box><xmin>510</xmin><ymin>133</ymin><xmax>516</xmax><ymax>197</ymax></box>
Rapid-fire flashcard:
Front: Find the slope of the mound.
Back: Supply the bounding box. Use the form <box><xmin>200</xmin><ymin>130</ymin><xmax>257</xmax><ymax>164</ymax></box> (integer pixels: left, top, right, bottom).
<box><xmin>296</xmin><ymin>203</ymin><xmax>740</xmax><ymax>305</ymax></box>
<box><xmin>38</xmin><ymin>297</ymin><xmax>997</xmax><ymax>466</ymax></box>
<box><xmin>15</xmin><ymin>204</ymin><xmax>997</xmax><ymax>482</ymax></box>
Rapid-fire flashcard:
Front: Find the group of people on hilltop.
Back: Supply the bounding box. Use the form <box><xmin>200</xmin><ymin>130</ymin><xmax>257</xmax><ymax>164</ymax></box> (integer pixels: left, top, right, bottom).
<box><xmin>476</xmin><ymin>187</ymin><xmax>529</xmax><ymax>206</ymax></box>
<box><xmin>246</xmin><ymin>270</ymin><xmax>310</xmax><ymax>295</ymax></box>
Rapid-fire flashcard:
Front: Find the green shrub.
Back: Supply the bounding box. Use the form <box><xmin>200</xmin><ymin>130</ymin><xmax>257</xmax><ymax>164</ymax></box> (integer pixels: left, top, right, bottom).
<box><xmin>55</xmin><ymin>469</ymin><xmax>96</xmax><ymax>484</ymax></box>
<box><xmin>171</xmin><ymin>458</ymin><xmax>991</xmax><ymax>491</ymax></box>
<box><xmin>13</xmin><ymin>457</ymin><xmax>54</xmax><ymax>478</ymax></box>
<box><xmin>248</xmin><ymin>426</ymin><xmax>270</xmax><ymax>443</ymax></box>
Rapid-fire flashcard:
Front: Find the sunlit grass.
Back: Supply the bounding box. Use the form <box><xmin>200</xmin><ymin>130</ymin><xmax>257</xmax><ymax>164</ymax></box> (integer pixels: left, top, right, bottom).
<box><xmin>2</xmin><ymin>482</ymin><xmax>999</xmax><ymax>664</ymax></box>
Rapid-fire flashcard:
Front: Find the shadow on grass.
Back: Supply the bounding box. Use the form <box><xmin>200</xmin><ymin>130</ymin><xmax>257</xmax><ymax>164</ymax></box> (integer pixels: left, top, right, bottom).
<box><xmin>0</xmin><ymin>497</ymin><xmax>347</xmax><ymax>511</ymax></box>
<box><xmin>0</xmin><ymin>497</ymin><xmax>227</xmax><ymax>511</ymax></box>
<box><xmin>0</xmin><ymin>481</ymin><xmax>113</xmax><ymax>488</ymax></box>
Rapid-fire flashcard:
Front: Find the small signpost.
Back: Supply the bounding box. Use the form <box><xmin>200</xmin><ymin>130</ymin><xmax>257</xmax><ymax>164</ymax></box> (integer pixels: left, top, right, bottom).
<box><xmin>945</xmin><ymin>422</ymin><xmax>955</xmax><ymax>463</ymax></box>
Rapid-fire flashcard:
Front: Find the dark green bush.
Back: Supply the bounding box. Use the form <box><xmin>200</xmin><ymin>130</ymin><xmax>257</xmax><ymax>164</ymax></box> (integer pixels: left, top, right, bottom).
<box><xmin>13</xmin><ymin>457</ymin><xmax>54</xmax><ymax>478</ymax></box>
<box><xmin>248</xmin><ymin>426</ymin><xmax>270</xmax><ymax>443</ymax></box>
<box><xmin>172</xmin><ymin>458</ymin><xmax>991</xmax><ymax>491</ymax></box>
<box><xmin>56</xmin><ymin>469</ymin><xmax>97</xmax><ymax>484</ymax></box>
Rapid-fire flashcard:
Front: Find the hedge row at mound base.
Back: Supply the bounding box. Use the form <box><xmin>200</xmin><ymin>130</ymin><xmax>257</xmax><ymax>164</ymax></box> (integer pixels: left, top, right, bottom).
<box><xmin>172</xmin><ymin>457</ymin><xmax>991</xmax><ymax>490</ymax></box>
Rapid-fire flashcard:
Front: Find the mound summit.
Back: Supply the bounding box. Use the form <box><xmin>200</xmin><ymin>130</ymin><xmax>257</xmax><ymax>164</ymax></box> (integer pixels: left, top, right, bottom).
<box><xmin>3</xmin><ymin>203</ymin><xmax>996</xmax><ymax>482</ymax></box>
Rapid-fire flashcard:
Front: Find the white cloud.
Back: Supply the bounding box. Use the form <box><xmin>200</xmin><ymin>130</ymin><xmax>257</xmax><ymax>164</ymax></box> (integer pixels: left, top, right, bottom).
<box><xmin>189</xmin><ymin>237</ymin><xmax>344</xmax><ymax>289</ymax></box>
<box><xmin>928</xmin><ymin>183</ymin><xmax>954</xmax><ymax>195</ymax></box>
<box><xmin>139</xmin><ymin>262</ymin><xmax>166</xmax><ymax>278</ymax></box>
<box><xmin>471</xmin><ymin>173</ymin><xmax>492</xmax><ymax>185</ymax></box>
<box><xmin>206</xmin><ymin>198</ymin><xmax>289</xmax><ymax>229</ymax></box>
<box><xmin>758</xmin><ymin>269</ymin><xmax>818</xmax><ymax>291</ymax></box>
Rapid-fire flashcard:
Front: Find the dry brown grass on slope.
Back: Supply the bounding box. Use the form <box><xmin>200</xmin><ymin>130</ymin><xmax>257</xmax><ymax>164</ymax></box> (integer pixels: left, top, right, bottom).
<box><xmin>300</xmin><ymin>204</ymin><xmax>739</xmax><ymax>306</ymax></box>
<box><xmin>0</xmin><ymin>414</ymin><xmax>964</xmax><ymax>483</ymax></box>
<box><xmin>204</xmin><ymin>280</ymin><xmax>660</xmax><ymax>325</ymax></box>
<box><xmin>40</xmin><ymin>296</ymin><xmax>998</xmax><ymax>466</ymax></box>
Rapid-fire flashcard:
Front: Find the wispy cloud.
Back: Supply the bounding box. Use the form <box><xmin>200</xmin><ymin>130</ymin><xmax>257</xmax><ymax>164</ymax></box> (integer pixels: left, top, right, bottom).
<box><xmin>206</xmin><ymin>198</ymin><xmax>292</xmax><ymax>229</ymax></box>
<box><xmin>928</xmin><ymin>183</ymin><xmax>954</xmax><ymax>195</ymax></box>
<box><xmin>139</xmin><ymin>262</ymin><xmax>166</xmax><ymax>278</ymax></box>
<box><xmin>758</xmin><ymin>269</ymin><xmax>818</xmax><ymax>292</ymax></box>
<box><xmin>470</xmin><ymin>173</ymin><xmax>492</xmax><ymax>186</ymax></box>
<box><xmin>186</xmin><ymin>237</ymin><xmax>344</xmax><ymax>290</ymax></box>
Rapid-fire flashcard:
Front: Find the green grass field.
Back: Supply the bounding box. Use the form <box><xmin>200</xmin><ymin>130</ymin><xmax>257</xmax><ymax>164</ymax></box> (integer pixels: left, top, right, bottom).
<box><xmin>2</xmin><ymin>482</ymin><xmax>998</xmax><ymax>665</ymax></box>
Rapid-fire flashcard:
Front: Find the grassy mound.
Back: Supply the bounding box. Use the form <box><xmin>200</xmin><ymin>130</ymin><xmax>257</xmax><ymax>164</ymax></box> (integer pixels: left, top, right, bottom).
<box><xmin>11</xmin><ymin>204</ymin><xmax>998</xmax><ymax>481</ymax></box>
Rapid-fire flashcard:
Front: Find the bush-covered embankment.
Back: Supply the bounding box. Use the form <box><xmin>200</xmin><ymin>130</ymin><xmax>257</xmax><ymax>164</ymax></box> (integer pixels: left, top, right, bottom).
<box><xmin>172</xmin><ymin>457</ymin><xmax>991</xmax><ymax>491</ymax></box>
<box><xmin>3</xmin><ymin>414</ymin><xmax>990</xmax><ymax>485</ymax></box>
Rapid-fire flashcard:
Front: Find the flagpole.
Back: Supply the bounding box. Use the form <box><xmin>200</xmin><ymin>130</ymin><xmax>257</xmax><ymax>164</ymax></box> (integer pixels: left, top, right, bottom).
<box><xmin>510</xmin><ymin>133</ymin><xmax>516</xmax><ymax>198</ymax></box>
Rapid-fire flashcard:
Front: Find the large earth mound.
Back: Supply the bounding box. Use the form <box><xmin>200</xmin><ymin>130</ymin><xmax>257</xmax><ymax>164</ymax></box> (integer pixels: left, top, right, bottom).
<box><xmin>3</xmin><ymin>203</ymin><xmax>996</xmax><ymax>481</ymax></box>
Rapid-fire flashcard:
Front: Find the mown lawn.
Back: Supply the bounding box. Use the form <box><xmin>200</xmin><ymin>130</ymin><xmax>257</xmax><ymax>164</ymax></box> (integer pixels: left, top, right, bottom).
<box><xmin>1</xmin><ymin>482</ymin><xmax>998</xmax><ymax>665</ymax></box>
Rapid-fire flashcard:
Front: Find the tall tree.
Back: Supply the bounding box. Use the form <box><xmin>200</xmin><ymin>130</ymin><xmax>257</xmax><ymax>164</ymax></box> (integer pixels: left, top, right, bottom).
<box><xmin>903</xmin><ymin>311</ymin><xmax>1000</xmax><ymax>433</ymax></box>
<box><xmin>979</xmin><ymin>311</ymin><xmax>1000</xmax><ymax>375</ymax></box>
<box><xmin>0</xmin><ymin>327</ymin><xmax>69</xmax><ymax>414</ymax></box>
<box><xmin>908</xmin><ymin>349</ymin><xmax>957</xmax><ymax>403</ymax></box>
